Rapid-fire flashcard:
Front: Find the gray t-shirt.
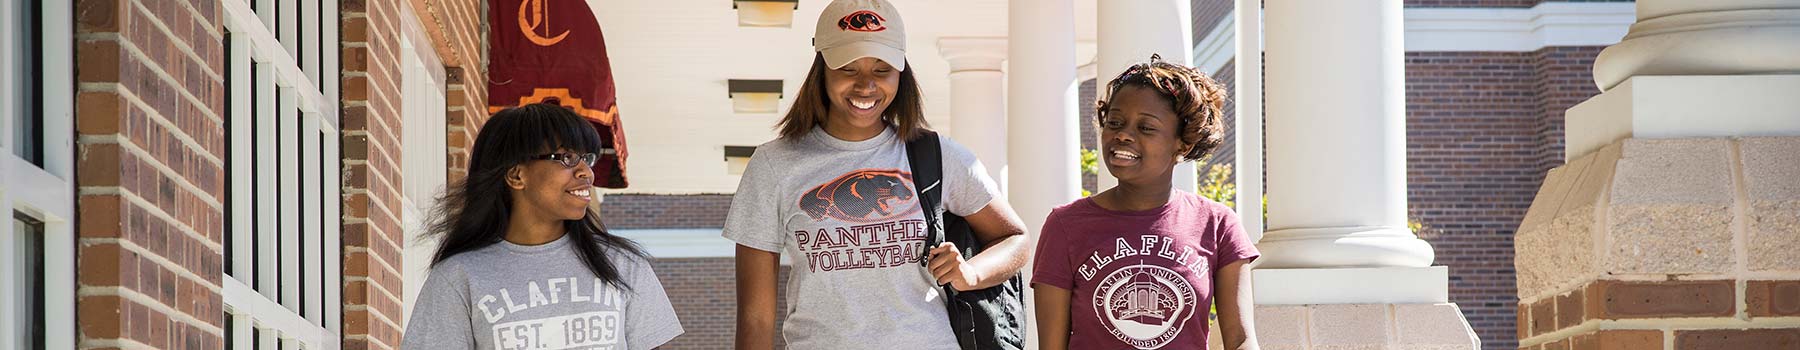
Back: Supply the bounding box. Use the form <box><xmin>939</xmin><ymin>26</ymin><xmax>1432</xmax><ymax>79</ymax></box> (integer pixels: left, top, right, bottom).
<box><xmin>401</xmin><ymin>234</ymin><xmax>683</xmax><ymax>350</ymax></box>
<box><xmin>723</xmin><ymin>126</ymin><xmax>1000</xmax><ymax>350</ymax></box>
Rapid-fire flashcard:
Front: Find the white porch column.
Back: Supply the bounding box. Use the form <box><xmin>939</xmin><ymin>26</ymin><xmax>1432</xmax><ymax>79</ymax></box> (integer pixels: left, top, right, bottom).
<box><xmin>1251</xmin><ymin>2</ymin><xmax>1476</xmax><ymax>349</ymax></box>
<box><xmin>1006</xmin><ymin>0</ymin><xmax>1079</xmax><ymax>237</ymax></box>
<box><xmin>1007</xmin><ymin>0</ymin><xmax>1079</xmax><ymax>347</ymax></box>
<box><xmin>1260</xmin><ymin>0</ymin><xmax>1434</xmax><ymax>270</ymax></box>
<box><xmin>938</xmin><ymin>37</ymin><xmax>1009</xmax><ymax>194</ymax></box>
<box><xmin>1094</xmin><ymin>0</ymin><xmax>1198</xmax><ymax>193</ymax></box>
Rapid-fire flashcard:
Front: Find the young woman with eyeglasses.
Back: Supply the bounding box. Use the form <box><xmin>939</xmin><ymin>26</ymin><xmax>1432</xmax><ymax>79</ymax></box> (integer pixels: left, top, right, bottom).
<box><xmin>401</xmin><ymin>103</ymin><xmax>683</xmax><ymax>350</ymax></box>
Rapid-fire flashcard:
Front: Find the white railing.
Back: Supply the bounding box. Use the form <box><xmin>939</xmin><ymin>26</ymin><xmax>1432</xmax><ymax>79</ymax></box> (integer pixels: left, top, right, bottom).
<box><xmin>221</xmin><ymin>0</ymin><xmax>343</xmax><ymax>349</ymax></box>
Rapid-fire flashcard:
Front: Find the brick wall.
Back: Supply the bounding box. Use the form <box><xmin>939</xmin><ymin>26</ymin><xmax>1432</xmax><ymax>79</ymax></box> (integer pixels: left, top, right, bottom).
<box><xmin>599</xmin><ymin>194</ymin><xmax>735</xmax><ymax>229</ymax></box>
<box><xmin>342</xmin><ymin>0</ymin><xmax>409</xmax><ymax>347</ymax></box>
<box><xmin>1191</xmin><ymin>0</ymin><xmax>1233</xmax><ymax>48</ymax></box>
<box><xmin>1199</xmin><ymin>59</ymin><xmax>1238</xmax><ymax>175</ymax></box>
<box><xmin>1405</xmin><ymin>50</ymin><xmax>1543</xmax><ymax>350</ymax></box>
<box><xmin>1529</xmin><ymin>46</ymin><xmax>1602</xmax><ymax>174</ymax></box>
<box><xmin>650</xmin><ymin>258</ymin><xmax>795</xmax><ymax>350</ymax></box>
<box><xmin>73</xmin><ymin>0</ymin><xmax>227</xmax><ymax>348</ymax></box>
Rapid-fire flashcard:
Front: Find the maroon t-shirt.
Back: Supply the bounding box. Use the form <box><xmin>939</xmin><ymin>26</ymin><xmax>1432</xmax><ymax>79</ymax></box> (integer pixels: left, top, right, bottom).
<box><xmin>1032</xmin><ymin>191</ymin><xmax>1259</xmax><ymax>349</ymax></box>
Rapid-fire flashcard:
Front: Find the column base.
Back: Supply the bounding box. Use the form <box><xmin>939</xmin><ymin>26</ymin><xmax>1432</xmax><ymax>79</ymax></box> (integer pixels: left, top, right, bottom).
<box><xmin>1254</xmin><ymin>266</ymin><xmax>1450</xmax><ymax>305</ymax></box>
<box><xmin>1256</xmin><ymin>226</ymin><xmax>1437</xmax><ymax>269</ymax></box>
<box><xmin>1253</xmin><ymin>303</ymin><xmax>1480</xmax><ymax>350</ymax></box>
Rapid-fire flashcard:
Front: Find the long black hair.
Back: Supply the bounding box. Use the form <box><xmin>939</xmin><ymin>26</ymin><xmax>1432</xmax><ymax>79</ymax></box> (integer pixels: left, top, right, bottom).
<box><xmin>426</xmin><ymin>103</ymin><xmax>647</xmax><ymax>288</ymax></box>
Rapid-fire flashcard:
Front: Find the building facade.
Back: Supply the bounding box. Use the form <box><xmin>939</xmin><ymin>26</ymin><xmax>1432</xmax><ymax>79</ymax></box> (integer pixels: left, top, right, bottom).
<box><xmin>1</xmin><ymin>0</ymin><xmax>487</xmax><ymax>348</ymax></box>
<box><xmin>10</xmin><ymin>1</ymin><xmax>1796</xmax><ymax>350</ymax></box>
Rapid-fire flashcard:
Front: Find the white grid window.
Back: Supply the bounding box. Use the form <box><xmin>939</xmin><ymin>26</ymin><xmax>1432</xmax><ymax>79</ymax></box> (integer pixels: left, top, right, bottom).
<box><xmin>221</xmin><ymin>0</ymin><xmax>343</xmax><ymax>349</ymax></box>
<box><xmin>0</xmin><ymin>0</ymin><xmax>75</xmax><ymax>349</ymax></box>
<box><xmin>396</xmin><ymin>8</ymin><xmax>449</xmax><ymax>321</ymax></box>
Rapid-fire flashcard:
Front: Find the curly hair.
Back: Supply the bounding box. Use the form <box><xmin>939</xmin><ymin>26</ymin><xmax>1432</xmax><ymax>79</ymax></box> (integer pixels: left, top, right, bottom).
<box><xmin>1095</xmin><ymin>54</ymin><xmax>1229</xmax><ymax>161</ymax></box>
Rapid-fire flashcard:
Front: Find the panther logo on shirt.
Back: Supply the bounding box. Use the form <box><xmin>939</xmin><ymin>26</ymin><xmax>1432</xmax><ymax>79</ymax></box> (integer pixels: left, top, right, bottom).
<box><xmin>798</xmin><ymin>169</ymin><xmax>918</xmax><ymax>223</ymax></box>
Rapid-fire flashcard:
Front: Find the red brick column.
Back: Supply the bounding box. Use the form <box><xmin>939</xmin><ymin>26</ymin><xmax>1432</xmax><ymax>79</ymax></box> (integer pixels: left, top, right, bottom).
<box><xmin>341</xmin><ymin>0</ymin><xmax>408</xmax><ymax>348</ymax></box>
<box><xmin>73</xmin><ymin>0</ymin><xmax>228</xmax><ymax>348</ymax></box>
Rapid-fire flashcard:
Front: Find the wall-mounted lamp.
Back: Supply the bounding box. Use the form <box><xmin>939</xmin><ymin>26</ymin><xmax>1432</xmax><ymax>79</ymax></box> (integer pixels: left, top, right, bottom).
<box><xmin>728</xmin><ymin>79</ymin><xmax>784</xmax><ymax>114</ymax></box>
<box><xmin>725</xmin><ymin>146</ymin><xmax>757</xmax><ymax>175</ymax></box>
<box><xmin>734</xmin><ymin>0</ymin><xmax>799</xmax><ymax>28</ymax></box>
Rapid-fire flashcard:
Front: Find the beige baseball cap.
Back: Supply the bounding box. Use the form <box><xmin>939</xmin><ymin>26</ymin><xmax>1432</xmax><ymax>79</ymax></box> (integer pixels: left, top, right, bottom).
<box><xmin>814</xmin><ymin>0</ymin><xmax>907</xmax><ymax>71</ymax></box>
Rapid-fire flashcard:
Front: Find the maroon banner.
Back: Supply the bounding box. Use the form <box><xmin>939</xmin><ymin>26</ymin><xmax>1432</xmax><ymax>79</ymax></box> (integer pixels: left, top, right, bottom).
<box><xmin>489</xmin><ymin>0</ymin><xmax>630</xmax><ymax>188</ymax></box>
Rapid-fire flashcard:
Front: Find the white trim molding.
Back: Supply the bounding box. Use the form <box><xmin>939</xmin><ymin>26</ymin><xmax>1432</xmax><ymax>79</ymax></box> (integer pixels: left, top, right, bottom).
<box><xmin>1192</xmin><ymin>2</ymin><xmax>1637</xmax><ymax>60</ymax></box>
<box><xmin>1404</xmin><ymin>2</ymin><xmax>1636</xmax><ymax>52</ymax></box>
<box><xmin>1194</xmin><ymin>9</ymin><xmax>1238</xmax><ymax>74</ymax></box>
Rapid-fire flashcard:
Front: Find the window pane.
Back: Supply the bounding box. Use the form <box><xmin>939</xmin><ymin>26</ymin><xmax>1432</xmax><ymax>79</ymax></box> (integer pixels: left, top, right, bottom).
<box><xmin>13</xmin><ymin>212</ymin><xmax>46</xmax><ymax>349</ymax></box>
<box><xmin>10</xmin><ymin>0</ymin><xmax>45</xmax><ymax>166</ymax></box>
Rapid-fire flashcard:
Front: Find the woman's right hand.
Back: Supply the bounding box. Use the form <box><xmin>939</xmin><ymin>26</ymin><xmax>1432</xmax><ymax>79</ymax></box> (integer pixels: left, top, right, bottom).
<box><xmin>735</xmin><ymin>244</ymin><xmax>782</xmax><ymax>350</ymax></box>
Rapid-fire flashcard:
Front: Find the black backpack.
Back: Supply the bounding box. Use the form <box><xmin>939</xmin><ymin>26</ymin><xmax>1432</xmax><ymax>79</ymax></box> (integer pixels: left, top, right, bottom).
<box><xmin>906</xmin><ymin>131</ymin><xmax>1025</xmax><ymax>350</ymax></box>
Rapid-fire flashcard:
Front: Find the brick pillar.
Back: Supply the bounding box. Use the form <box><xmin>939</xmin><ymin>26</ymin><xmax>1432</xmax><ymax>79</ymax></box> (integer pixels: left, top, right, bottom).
<box><xmin>341</xmin><ymin>0</ymin><xmax>408</xmax><ymax>348</ymax></box>
<box><xmin>1515</xmin><ymin>1</ymin><xmax>1800</xmax><ymax>349</ymax></box>
<box><xmin>73</xmin><ymin>0</ymin><xmax>228</xmax><ymax>348</ymax></box>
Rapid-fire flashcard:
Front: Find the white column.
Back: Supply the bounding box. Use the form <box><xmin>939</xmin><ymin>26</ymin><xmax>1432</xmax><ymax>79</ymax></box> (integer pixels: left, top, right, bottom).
<box><xmin>1006</xmin><ymin>0</ymin><xmax>1079</xmax><ymax>237</ymax></box>
<box><xmin>1008</xmin><ymin>0</ymin><xmax>1079</xmax><ymax>347</ymax></box>
<box><xmin>938</xmin><ymin>37</ymin><xmax>1010</xmax><ymax>194</ymax></box>
<box><xmin>1094</xmin><ymin>0</ymin><xmax>1198</xmax><ymax>193</ymax></box>
<box><xmin>1258</xmin><ymin>0</ymin><xmax>1435</xmax><ymax>270</ymax></box>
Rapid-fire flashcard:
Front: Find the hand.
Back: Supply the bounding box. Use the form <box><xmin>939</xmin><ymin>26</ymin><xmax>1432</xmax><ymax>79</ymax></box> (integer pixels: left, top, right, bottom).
<box><xmin>927</xmin><ymin>242</ymin><xmax>983</xmax><ymax>291</ymax></box>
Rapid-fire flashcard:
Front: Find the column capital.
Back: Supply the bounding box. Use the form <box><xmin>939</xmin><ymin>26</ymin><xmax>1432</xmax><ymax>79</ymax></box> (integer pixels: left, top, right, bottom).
<box><xmin>1594</xmin><ymin>0</ymin><xmax>1800</xmax><ymax>90</ymax></box>
<box><xmin>937</xmin><ymin>37</ymin><xmax>1008</xmax><ymax>73</ymax></box>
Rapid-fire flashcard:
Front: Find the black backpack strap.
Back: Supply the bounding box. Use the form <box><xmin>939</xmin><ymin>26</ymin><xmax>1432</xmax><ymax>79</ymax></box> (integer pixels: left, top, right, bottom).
<box><xmin>905</xmin><ymin>131</ymin><xmax>946</xmax><ymax>265</ymax></box>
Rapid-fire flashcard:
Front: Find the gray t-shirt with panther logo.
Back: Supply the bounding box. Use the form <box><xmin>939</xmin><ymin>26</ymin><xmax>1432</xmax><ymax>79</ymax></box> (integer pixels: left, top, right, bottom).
<box><xmin>401</xmin><ymin>234</ymin><xmax>682</xmax><ymax>350</ymax></box>
<box><xmin>723</xmin><ymin>126</ymin><xmax>1001</xmax><ymax>350</ymax></box>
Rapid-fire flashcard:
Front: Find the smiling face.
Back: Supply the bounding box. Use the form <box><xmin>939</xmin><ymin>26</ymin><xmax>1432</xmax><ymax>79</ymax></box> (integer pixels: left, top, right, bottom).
<box><xmin>823</xmin><ymin>57</ymin><xmax>901</xmax><ymax>133</ymax></box>
<box><xmin>507</xmin><ymin>148</ymin><xmax>596</xmax><ymax>222</ymax></box>
<box><xmin>1100</xmin><ymin>85</ymin><xmax>1190</xmax><ymax>186</ymax></box>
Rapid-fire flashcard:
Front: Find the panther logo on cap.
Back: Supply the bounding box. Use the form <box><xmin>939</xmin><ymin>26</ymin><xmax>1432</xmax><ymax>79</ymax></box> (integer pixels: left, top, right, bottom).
<box><xmin>837</xmin><ymin>10</ymin><xmax>887</xmax><ymax>32</ymax></box>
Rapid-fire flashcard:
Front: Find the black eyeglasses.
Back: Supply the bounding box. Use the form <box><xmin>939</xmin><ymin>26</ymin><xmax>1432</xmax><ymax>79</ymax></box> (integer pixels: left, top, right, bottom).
<box><xmin>532</xmin><ymin>152</ymin><xmax>599</xmax><ymax>168</ymax></box>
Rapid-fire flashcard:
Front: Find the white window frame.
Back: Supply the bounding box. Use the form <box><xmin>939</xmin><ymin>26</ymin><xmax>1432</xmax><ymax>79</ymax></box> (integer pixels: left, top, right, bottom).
<box><xmin>0</xmin><ymin>1</ymin><xmax>75</xmax><ymax>348</ymax></box>
<box><xmin>221</xmin><ymin>0</ymin><xmax>343</xmax><ymax>349</ymax></box>
<box><xmin>395</xmin><ymin>0</ymin><xmax>449</xmax><ymax>322</ymax></box>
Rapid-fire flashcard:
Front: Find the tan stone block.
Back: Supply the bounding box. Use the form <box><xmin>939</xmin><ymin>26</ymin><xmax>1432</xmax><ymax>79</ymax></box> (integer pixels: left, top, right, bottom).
<box><xmin>1310</xmin><ymin>304</ymin><xmax>1390</xmax><ymax>346</ymax></box>
<box><xmin>1523</xmin><ymin>157</ymin><xmax>1592</xmax><ymax>234</ymax></box>
<box><xmin>1607</xmin><ymin>204</ymin><xmax>1733</xmax><ymax>274</ymax></box>
<box><xmin>1741</xmin><ymin>137</ymin><xmax>1800</xmax><ymax>201</ymax></box>
<box><xmin>1568</xmin><ymin>141</ymin><xmax>1623</xmax><ymax>210</ymax></box>
<box><xmin>1516</xmin><ymin>205</ymin><xmax>1599</xmax><ymax>297</ymax></box>
<box><xmin>1394</xmin><ymin>303</ymin><xmax>1479</xmax><ymax>348</ymax></box>
<box><xmin>1254</xmin><ymin>305</ymin><xmax>1308</xmax><ymax>348</ymax></box>
<box><xmin>1611</xmin><ymin>138</ymin><xmax>1733</xmax><ymax>206</ymax></box>
<box><xmin>1748</xmin><ymin>200</ymin><xmax>1800</xmax><ymax>271</ymax></box>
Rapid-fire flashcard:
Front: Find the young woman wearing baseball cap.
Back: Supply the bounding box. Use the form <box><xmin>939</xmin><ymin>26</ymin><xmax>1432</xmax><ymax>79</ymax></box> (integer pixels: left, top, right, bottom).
<box><xmin>720</xmin><ymin>1</ymin><xmax>1031</xmax><ymax>349</ymax></box>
